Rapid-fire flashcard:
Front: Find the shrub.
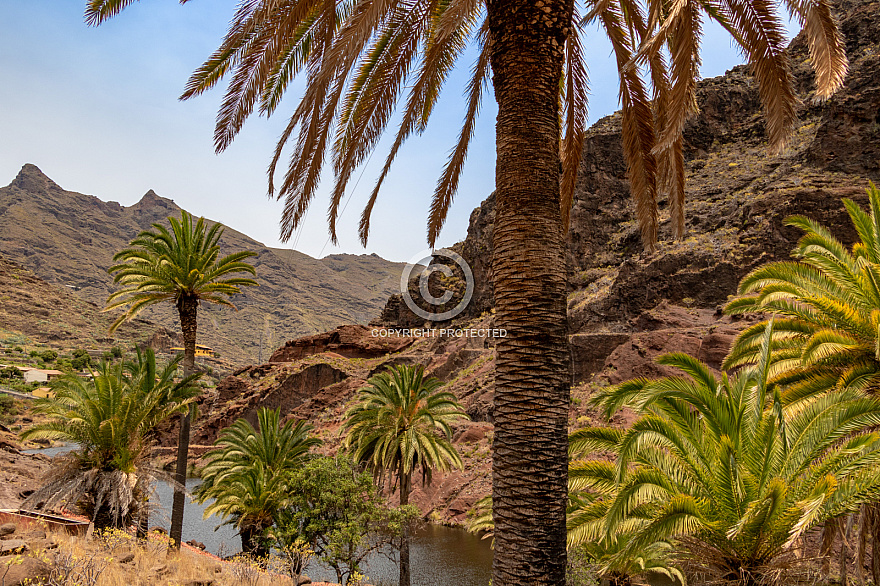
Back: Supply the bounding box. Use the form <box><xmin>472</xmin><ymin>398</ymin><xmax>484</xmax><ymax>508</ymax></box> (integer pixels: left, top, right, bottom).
<box><xmin>70</xmin><ymin>349</ymin><xmax>91</xmax><ymax>372</ymax></box>
<box><xmin>0</xmin><ymin>366</ymin><xmax>23</xmax><ymax>380</ymax></box>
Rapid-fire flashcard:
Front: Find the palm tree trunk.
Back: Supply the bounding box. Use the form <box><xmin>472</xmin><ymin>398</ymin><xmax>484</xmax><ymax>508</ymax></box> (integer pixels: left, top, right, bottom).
<box><xmin>872</xmin><ymin>506</ymin><xmax>880</xmax><ymax>586</ymax></box>
<box><xmin>399</xmin><ymin>468</ymin><xmax>412</xmax><ymax>586</ymax></box>
<box><xmin>170</xmin><ymin>295</ymin><xmax>198</xmax><ymax>549</ymax></box>
<box><xmin>821</xmin><ymin>519</ymin><xmax>835</xmax><ymax>577</ymax></box>
<box><xmin>486</xmin><ymin>0</ymin><xmax>573</xmax><ymax>582</ymax></box>
<box><xmin>841</xmin><ymin>514</ymin><xmax>852</xmax><ymax>586</ymax></box>
<box><xmin>858</xmin><ymin>506</ymin><xmax>866</xmax><ymax>586</ymax></box>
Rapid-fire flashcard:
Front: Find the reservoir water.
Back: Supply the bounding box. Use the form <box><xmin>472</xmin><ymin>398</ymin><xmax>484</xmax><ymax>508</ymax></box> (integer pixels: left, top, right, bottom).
<box><xmin>24</xmin><ymin>444</ymin><xmax>493</xmax><ymax>586</ymax></box>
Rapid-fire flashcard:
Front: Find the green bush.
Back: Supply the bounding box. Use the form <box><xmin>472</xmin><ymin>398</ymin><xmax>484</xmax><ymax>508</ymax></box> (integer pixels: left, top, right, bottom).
<box><xmin>0</xmin><ymin>393</ymin><xmax>15</xmax><ymax>424</ymax></box>
<box><xmin>110</xmin><ymin>346</ymin><xmax>123</xmax><ymax>358</ymax></box>
<box><xmin>70</xmin><ymin>349</ymin><xmax>92</xmax><ymax>371</ymax></box>
<box><xmin>12</xmin><ymin>346</ymin><xmax>23</xmax><ymax>353</ymax></box>
<box><xmin>0</xmin><ymin>366</ymin><xmax>23</xmax><ymax>380</ymax></box>
<box><xmin>40</xmin><ymin>350</ymin><xmax>58</xmax><ymax>362</ymax></box>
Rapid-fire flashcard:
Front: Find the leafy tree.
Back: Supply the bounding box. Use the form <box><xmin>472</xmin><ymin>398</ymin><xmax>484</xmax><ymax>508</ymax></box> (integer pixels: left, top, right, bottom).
<box><xmin>20</xmin><ymin>350</ymin><xmax>200</xmax><ymax>528</ymax></box>
<box><xmin>85</xmin><ymin>0</ymin><xmax>849</xmax><ymax>580</ymax></box>
<box><xmin>0</xmin><ymin>394</ymin><xmax>15</xmax><ymax>425</ymax></box>
<box><xmin>0</xmin><ymin>366</ymin><xmax>23</xmax><ymax>380</ymax></box>
<box><xmin>39</xmin><ymin>350</ymin><xmax>58</xmax><ymax>363</ymax></box>
<box><xmin>194</xmin><ymin>408</ymin><xmax>322</xmax><ymax>556</ymax></box>
<box><xmin>575</xmin><ymin>324</ymin><xmax>880</xmax><ymax>585</ymax></box>
<box><xmin>343</xmin><ymin>364</ymin><xmax>467</xmax><ymax>586</ymax></box>
<box><xmin>275</xmin><ymin>456</ymin><xmax>418</xmax><ymax>586</ymax></box>
<box><xmin>106</xmin><ymin>210</ymin><xmax>257</xmax><ymax>547</ymax></box>
<box><xmin>726</xmin><ymin>183</ymin><xmax>880</xmax><ymax>403</ymax></box>
<box><xmin>70</xmin><ymin>349</ymin><xmax>92</xmax><ymax>372</ymax></box>
<box><xmin>724</xmin><ymin>182</ymin><xmax>880</xmax><ymax>582</ymax></box>
<box><xmin>110</xmin><ymin>346</ymin><xmax>123</xmax><ymax>359</ymax></box>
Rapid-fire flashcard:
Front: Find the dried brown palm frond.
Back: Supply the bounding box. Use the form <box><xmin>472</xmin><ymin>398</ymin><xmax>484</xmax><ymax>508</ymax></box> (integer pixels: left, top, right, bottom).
<box><xmin>719</xmin><ymin>0</ymin><xmax>797</xmax><ymax>153</ymax></box>
<box><xmin>23</xmin><ymin>454</ymin><xmax>181</xmax><ymax>529</ymax></box>
<box><xmin>627</xmin><ymin>1</ymin><xmax>691</xmax><ymax>241</ymax></box>
<box><xmin>94</xmin><ymin>0</ymin><xmax>847</xmax><ymax>253</ymax></box>
<box><xmin>330</xmin><ymin>0</ymin><xmax>436</xmax><ymax>240</ymax></box>
<box><xmin>361</xmin><ymin>3</ymin><xmax>484</xmax><ymax>244</ymax></box>
<box><xmin>674</xmin><ymin>535</ymin><xmax>824</xmax><ymax>586</ymax></box>
<box><xmin>427</xmin><ymin>20</ymin><xmax>490</xmax><ymax>245</ymax></box>
<box><xmin>782</xmin><ymin>0</ymin><xmax>848</xmax><ymax>101</ymax></box>
<box><xmin>594</xmin><ymin>0</ymin><xmax>659</xmax><ymax>251</ymax></box>
<box><xmin>560</xmin><ymin>6</ymin><xmax>590</xmax><ymax>230</ymax></box>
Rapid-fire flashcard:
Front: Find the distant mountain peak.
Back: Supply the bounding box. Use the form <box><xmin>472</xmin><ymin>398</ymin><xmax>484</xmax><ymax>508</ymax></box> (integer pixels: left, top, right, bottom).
<box><xmin>133</xmin><ymin>189</ymin><xmax>178</xmax><ymax>212</ymax></box>
<box><xmin>11</xmin><ymin>163</ymin><xmax>62</xmax><ymax>193</ymax></box>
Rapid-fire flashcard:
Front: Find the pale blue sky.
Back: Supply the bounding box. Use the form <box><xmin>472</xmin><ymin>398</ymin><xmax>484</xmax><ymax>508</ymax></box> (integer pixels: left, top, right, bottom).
<box><xmin>0</xmin><ymin>1</ymin><xmax>797</xmax><ymax>262</ymax></box>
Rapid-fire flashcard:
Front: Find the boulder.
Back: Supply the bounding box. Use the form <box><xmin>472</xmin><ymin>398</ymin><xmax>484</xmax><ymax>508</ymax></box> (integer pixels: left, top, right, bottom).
<box><xmin>0</xmin><ymin>555</ymin><xmax>51</xmax><ymax>586</ymax></box>
<box><xmin>0</xmin><ymin>540</ymin><xmax>27</xmax><ymax>555</ymax></box>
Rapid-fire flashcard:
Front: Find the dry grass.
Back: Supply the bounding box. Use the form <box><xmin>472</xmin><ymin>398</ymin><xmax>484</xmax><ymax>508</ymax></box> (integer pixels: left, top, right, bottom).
<box><xmin>15</xmin><ymin>527</ymin><xmax>301</xmax><ymax>586</ymax></box>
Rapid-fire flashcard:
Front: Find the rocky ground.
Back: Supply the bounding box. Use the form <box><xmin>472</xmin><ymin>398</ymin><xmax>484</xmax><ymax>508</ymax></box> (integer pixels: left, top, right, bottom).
<box><xmin>0</xmin><ymin>520</ymin><xmax>311</xmax><ymax>586</ymax></box>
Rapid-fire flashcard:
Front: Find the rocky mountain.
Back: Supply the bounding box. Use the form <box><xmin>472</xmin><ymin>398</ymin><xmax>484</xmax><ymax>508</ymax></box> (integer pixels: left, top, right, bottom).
<box><xmin>0</xmin><ymin>166</ymin><xmax>406</xmax><ymax>365</ymax></box>
<box><xmin>170</xmin><ymin>0</ymin><xmax>880</xmax><ymax>526</ymax></box>
<box><xmin>0</xmin><ymin>253</ymin><xmax>157</xmax><ymax>350</ymax></box>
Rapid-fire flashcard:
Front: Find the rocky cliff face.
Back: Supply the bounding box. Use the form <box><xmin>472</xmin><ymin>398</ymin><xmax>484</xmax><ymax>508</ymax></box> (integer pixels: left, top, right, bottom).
<box><xmin>0</xmin><ymin>168</ymin><xmax>406</xmax><ymax>365</ymax></box>
<box><xmin>374</xmin><ymin>0</ymin><xmax>880</xmax><ymax>330</ymax></box>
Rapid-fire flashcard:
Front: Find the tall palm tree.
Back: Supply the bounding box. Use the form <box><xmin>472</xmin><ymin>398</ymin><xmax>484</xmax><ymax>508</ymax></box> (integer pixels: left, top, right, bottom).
<box><xmin>576</xmin><ymin>324</ymin><xmax>880</xmax><ymax>584</ymax></box>
<box><xmin>725</xmin><ymin>183</ymin><xmax>880</xmax><ymax>402</ymax></box>
<box><xmin>194</xmin><ymin>408</ymin><xmax>322</xmax><ymax>556</ymax></box>
<box><xmin>106</xmin><ymin>210</ymin><xmax>258</xmax><ymax>548</ymax></box>
<box><xmin>85</xmin><ymin>0</ymin><xmax>848</xmax><ymax>581</ymax></box>
<box><xmin>342</xmin><ymin>364</ymin><xmax>468</xmax><ymax>586</ymax></box>
<box><xmin>20</xmin><ymin>350</ymin><xmax>199</xmax><ymax>529</ymax></box>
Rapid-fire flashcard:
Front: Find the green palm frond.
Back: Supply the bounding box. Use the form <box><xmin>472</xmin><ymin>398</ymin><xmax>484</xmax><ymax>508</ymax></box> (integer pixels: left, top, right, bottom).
<box><xmin>106</xmin><ymin>210</ymin><xmax>258</xmax><ymax>331</ymax></box>
<box><xmin>195</xmin><ymin>407</ymin><xmax>323</xmax><ymax>537</ymax></box>
<box><xmin>20</xmin><ymin>349</ymin><xmax>200</xmax><ymax>527</ymax></box>
<box><xmin>574</xmin><ymin>321</ymin><xmax>880</xmax><ymax>583</ymax></box>
<box><xmin>725</xmin><ymin>184</ymin><xmax>880</xmax><ymax>402</ymax></box>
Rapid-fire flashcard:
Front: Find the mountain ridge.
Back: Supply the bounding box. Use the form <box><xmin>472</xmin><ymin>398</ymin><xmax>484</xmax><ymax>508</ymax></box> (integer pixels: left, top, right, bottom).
<box><xmin>0</xmin><ymin>164</ymin><xmax>406</xmax><ymax>366</ymax></box>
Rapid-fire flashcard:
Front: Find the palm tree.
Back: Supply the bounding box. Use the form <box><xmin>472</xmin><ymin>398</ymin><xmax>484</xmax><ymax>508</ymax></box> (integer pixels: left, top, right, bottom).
<box><xmin>723</xmin><ymin>183</ymin><xmax>880</xmax><ymax>581</ymax></box>
<box><xmin>194</xmin><ymin>408</ymin><xmax>322</xmax><ymax>556</ymax></box>
<box><xmin>106</xmin><ymin>210</ymin><xmax>258</xmax><ymax>548</ymax></box>
<box><xmin>20</xmin><ymin>350</ymin><xmax>199</xmax><ymax>529</ymax></box>
<box><xmin>576</xmin><ymin>324</ymin><xmax>880</xmax><ymax>585</ymax></box>
<box><xmin>725</xmin><ymin>183</ymin><xmax>880</xmax><ymax>403</ymax></box>
<box><xmin>342</xmin><ymin>364</ymin><xmax>468</xmax><ymax>586</ymax></box>
<box><xmin>85</xmin><ymin>0</ymin><xmax>848</xmax><ymax>580</ymax></box>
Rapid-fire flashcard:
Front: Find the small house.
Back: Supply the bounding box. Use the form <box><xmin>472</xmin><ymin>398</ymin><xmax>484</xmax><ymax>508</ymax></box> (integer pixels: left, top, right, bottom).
<box><xmin>22</xmin><ymin>368</ymin><xmax>65</xmax><ymax>384</ymax></box>
<box><xmin>169</xmin><ymin>344</ymin><xmax>215</xmax><ymax>358</ymax></box>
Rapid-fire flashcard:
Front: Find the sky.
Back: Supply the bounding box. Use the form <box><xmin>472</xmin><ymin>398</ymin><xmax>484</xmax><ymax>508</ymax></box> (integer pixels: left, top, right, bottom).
<box><xmin>0</xmin><ymin>1</ymin><xmax>799</xmax><ymax>262</ymax></box>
